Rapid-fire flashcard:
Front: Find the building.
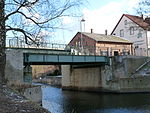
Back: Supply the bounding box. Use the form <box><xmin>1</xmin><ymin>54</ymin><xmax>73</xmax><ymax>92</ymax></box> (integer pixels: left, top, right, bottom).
<box><xmin>111</xmin><ymin>14</ymin><xmax>150</xmax><ymax>56</ymax></box>
<box><xmin>69</xmin><ymin>31</ymin><xmax>133</xmax><ymax>56</ymax></box>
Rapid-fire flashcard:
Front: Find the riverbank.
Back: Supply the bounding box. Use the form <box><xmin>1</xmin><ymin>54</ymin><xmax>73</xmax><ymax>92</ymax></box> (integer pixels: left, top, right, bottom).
<box><xmin>0</xmin><ymin>85</ymin><xmax>50</xmax><ymax>113</ymax></box>
<box><xmin>33</xmin><ymin>76</ymin><xmax>62</xmax><ymax>86</ymax></box>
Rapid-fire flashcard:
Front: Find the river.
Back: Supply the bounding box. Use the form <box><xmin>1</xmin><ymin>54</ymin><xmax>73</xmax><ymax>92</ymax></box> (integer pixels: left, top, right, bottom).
<box><xmin>41</xmin><ymin>85</ymin><xmax>150</xmax><ymax>113</ymax></box>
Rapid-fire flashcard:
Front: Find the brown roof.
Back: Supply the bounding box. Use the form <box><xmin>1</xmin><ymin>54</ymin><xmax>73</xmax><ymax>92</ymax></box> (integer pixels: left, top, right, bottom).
<box><xmin>111</xmin><ymin>14</ymin><xmax>150</xmax><ymax>34</ymax></box>
<box><xmin>81</xmin><ymin>32</ymin><xmax>132</xmax><ymax>44</ymax></box>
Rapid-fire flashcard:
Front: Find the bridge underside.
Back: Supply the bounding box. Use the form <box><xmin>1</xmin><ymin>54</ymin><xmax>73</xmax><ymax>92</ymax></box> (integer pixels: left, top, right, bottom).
<box><xmin>24</xmin><ymin>53</ymin><xmax>109</xmax><ymax>65</ymax></box>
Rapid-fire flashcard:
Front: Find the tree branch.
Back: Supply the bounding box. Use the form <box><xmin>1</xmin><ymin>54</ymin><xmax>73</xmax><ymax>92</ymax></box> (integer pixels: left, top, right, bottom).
<box><xmin>6</xmin><ymin>26</ymin><xmax>36</xmax><ymax>44</ymax></box>
<box><xmin>5</xmin><ymin>0</ymin><xmax>39</xmax><ymax>21</ymax></box>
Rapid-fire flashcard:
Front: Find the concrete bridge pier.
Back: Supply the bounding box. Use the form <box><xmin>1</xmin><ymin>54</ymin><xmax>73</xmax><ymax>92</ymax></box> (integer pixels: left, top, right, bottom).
<box><xmin>61</xmin><ymin>65</ymin><xmax>103</xmax><ymax>92</ymax></box>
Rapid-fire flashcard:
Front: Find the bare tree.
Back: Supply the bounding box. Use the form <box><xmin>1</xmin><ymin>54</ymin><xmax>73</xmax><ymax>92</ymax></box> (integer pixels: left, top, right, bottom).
<box><xmin>137</xmin><ymin>0</ymin><xmax>150</xmax><ymax>15</ymax></box>
<box><xmin>0</xmin><ymin>0</ymin><xmax>84</xmax><ymax>84</ymax></box>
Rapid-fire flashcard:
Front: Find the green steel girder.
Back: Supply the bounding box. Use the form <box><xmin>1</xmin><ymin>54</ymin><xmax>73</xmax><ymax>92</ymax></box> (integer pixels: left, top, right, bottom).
<box><xmin>24</xmin><ymin>53</ymin><xmax>109</xmax><ymax>65</ymax></box>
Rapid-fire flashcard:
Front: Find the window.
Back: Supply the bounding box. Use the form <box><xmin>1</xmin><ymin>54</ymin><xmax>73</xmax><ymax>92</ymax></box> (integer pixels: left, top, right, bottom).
<box><xmin>137</xmin><ymin>29</ymin><xmax>142</xmax><ymax>38</ymax></box>
<box><xmin>124</xmin><ymin>20</ymin><xmax>127</xmax><ymax>25</ymax></box>
<box><xmin>101</xmin><ymin>51</ymin><xmax>108</xmax><ymax>56</ymax></box>
<box><xmin>114</xmin><ymin>51</ymin><xmax>119</xmax><ymax>56</ymax></box>
<box><xmin>75</xmin><ymin>41</ymin><xmax>78</xmax><ymax>47</ymax></box>
<box><xmin>120</xmin><ymin>29</ymin><xmax>124</xmax><ymax>37</ymax></box>
<box><xmin>130</xmin><ymin>27</ymin><xmax>134</xmax><ymax>35</ymax></box>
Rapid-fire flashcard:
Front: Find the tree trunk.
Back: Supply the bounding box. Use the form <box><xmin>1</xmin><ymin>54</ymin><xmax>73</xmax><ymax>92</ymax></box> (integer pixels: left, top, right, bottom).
<box><xmin>0</xmin><ymin>0</ymin><xmax>6</xmax><ymax>85</ymax></box>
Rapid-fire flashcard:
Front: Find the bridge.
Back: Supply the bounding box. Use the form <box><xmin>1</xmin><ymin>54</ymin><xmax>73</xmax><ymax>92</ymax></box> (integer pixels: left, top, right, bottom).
<box><xmin>7</xmin><ymin>47</ymin><xmax>108</xmax><ymax>65</ymax></box>
<box><xmin>5</xmin><ymin>39</ymin><xmax>109</xmax><ymax>84</ymax></box>
<box><xmin>6</xmin><ymin>38</ymin><xmax>150</xmax><ymax>93</ymax></box>
<box><xmin>6</xmin><ymin>38</ymin><xmax>109</xmax><ymax>65</ymax></box>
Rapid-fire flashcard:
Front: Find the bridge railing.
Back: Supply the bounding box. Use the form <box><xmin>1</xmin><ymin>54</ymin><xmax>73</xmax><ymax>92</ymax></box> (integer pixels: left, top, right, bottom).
<box><xmin>6</xmin><ymin>38</ymin><xmax>68</xmax><ymax>50</ymax></box>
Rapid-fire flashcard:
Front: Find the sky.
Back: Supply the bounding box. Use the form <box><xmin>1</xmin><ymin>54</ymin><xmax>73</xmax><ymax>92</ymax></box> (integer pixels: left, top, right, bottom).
<box><xmin>6</xmin><ymin>0</ymin><xmax>140</xmax><ymax>45</ymax></box>
<box><xmin>51</xmin><ymin>0</ymin><xmax>140</xmax><ymax>44</ymax></box>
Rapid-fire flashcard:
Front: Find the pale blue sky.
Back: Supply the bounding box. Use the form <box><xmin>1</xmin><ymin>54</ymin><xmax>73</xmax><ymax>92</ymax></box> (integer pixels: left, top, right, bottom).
<box><xmin>6</xmin><ymin>0</ymin><xmax>140</xmax><ymax>45</ymax></box>
<box><xmin>51</xmin><ymin>0</ymin><xmax>140</xmax><ymax>44</ymax></box>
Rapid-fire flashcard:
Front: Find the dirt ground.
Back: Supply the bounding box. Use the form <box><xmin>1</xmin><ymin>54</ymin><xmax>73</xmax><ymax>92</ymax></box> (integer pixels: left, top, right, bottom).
<box><xmin>0</xmin><ymin>85</ymin><xmax>50</xmax><ymax>113</ymax></box>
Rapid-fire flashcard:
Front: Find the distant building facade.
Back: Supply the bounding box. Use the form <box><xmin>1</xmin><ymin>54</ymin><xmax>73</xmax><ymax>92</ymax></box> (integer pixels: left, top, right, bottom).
<box><xmin>69</xmin><ymin>32</ymin><xmax>133</xmax><ymax>56</ymax></box>
<box><xmin>111</xmin><ymin>14</ymin><xmax>150</xmax><ymax>56</ymax></box>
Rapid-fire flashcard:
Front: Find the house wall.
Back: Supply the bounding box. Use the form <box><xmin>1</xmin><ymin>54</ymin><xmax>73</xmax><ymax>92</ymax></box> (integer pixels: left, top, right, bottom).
<box><xmin>112</xmin><ymin>16</ymin><xmax>147</xmax><ymax>56</ymax></box>
<box><xmin>70</xmin><ymin>32</ymin><xmax>132</xmax><ymax>56</ymax></box>
<box><xmin>69</xmin><ymin>32</ymin><xmax>96</xmax><ymax>55</ymax></box>
<box><xmin>69</xmin><ymin>32</ymin><xmax>96</xmax><ymax>47</ymax></box>
<box><xmin>147</xmin><ymin>31</ymin><xmax>150</xmax><ymax>48</ymax></box>
<box><xmin>147</xmin><ymin>31</ymin><xmax>150</xmax><ymax>55</ymax></box>
<box><xmin>96</xmin><ymin>42</ymin><xmax>132</xmax><ymax>56</ymax></box>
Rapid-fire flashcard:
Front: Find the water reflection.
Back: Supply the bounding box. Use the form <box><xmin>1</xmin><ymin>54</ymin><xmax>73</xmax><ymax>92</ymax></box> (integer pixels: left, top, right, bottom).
<box><xmin>42</xmin><ymin>85</ymin><xmax>150</xmax><ymax>113</ymax></box>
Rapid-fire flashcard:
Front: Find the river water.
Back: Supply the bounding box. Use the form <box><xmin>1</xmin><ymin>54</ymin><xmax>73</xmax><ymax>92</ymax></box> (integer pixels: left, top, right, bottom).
<box><xmin>41</xmin><ymin>85</ymin><xmax>150</xmax><ymax>113</ymax></box>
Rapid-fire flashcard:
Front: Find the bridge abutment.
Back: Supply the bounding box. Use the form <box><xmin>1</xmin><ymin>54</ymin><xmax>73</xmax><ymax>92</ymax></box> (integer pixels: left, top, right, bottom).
<box><xmin>5</xmin><ymin>50</ymin><xmax>24</xmax><ymax>85</ymax></box>
<box><xmin>62</xmin><ymin>56</ymin><xmax>150</xmax><ymax>93</ymax></box>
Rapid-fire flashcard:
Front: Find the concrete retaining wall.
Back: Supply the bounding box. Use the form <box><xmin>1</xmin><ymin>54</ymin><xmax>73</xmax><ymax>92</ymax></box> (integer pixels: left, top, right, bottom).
<box><xmin>106</xmin><ymin>76</ymin><xmax>150</xmax><ymax>93</ymax></box>
<box><xmin>119</xmin><ymin>76</ymin><xmax>150</xmax><ymax>90</ymax></box>
<box><xmin>102</xmin><ymin>56</ymin><xmax>150</xmax><ymax>92</ymax></box>
<box><xmin>111</xmin><ymin>56</ymin><xmax>148</xmax><ymax>78</ymax></box>
<box><xmin>23</xmin><ymin>86</ymin><xmax>42</xmax><ymax>104</ymax></box>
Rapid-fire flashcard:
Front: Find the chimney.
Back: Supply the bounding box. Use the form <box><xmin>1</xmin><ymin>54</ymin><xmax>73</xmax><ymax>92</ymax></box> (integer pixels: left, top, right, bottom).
<box><xmin>141</xmin><ymin>14</ymin><xmax>143</xmax><ymax>19</ymax></box>
<box><xmin>145</xmin><ymin>17</ymin><xmax>150</xmax><ymax>24</ymax></box>
<box><xmin>91</xmin><ymin>29</ymin><xmax>93</xmax><ymax>33</ymax></box>
<box><xmin>105</xmin><ymin>29</ymin><xmax>108</xmax><ymax>35</ymax></box>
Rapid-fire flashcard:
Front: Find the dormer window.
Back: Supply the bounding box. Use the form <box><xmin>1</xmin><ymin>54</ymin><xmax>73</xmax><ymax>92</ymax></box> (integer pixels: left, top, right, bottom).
<box><xmin>124</xmin><ymin>20</ymin><xmax>127</xmax><ymax>25</ymax></box>
<box><xmin>130</xmin><ymin>27</ymin><xmax>134</xmax><ymax>35</ymax></box>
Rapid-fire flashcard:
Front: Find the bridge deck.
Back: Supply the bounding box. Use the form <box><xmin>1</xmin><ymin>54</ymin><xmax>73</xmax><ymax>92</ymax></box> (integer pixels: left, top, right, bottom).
<box><xmin>6</xmin><ymin>47</ymin><xmax>70</xmax><ymax>54</ymax></box>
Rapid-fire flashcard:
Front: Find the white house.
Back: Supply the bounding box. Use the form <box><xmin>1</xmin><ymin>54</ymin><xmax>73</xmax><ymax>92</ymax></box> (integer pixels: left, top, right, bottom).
<box><xmin>111</xmin><ymin>14</ymin><xmax>150</xmax><ymax>56</ymax></box>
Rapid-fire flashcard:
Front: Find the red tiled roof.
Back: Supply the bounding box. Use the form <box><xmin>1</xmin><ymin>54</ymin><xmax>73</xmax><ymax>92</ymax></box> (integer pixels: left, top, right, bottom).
<box><xmin>111</xmin><ymin>14</ymin><xmax>150</xmax><ymax>35</ymax></box>
<box><xmin>125</xmin><ymin>14</ymin><xmax>150</xmax><ymax>30</ymax></box>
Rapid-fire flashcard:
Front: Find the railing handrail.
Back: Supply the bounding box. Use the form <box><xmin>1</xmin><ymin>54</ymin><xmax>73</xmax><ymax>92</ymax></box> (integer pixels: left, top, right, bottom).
<box><xmin>131</xmin><ymin>59</ymin><xmax>150</xmax><ymax>77</ymax></box>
